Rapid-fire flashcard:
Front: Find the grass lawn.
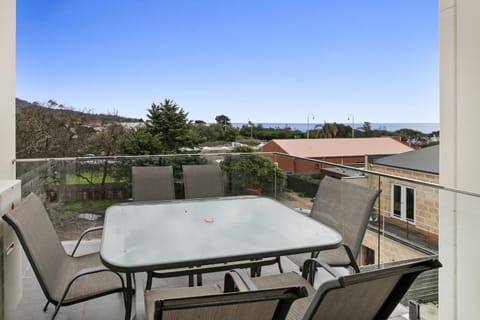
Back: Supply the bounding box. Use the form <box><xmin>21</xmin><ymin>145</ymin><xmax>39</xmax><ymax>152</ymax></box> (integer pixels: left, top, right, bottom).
<box><xmin>43</xmin><ymin>172</ymin><xmax>128</xmax><ymax>186</ymax></box>
<box><xmin>66</xmin><ymin>172</ymin><xmax>127</xmax><ymax>185</ymax></box>
<box><xmin>63</xmin><ymin>199</ymin><xmax>120</xmax><ymax>213</ymax></box>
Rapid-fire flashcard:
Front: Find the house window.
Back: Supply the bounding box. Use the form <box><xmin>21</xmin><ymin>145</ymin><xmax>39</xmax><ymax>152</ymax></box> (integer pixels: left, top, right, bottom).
<box><xmin>361</xmin><ymin>245</ymin><xmax>375</xmax><ymax>265</ymax></box>
<box><xmin>392</xmin><ymin>184</ymin><xmax>415</xmax><ymax>223</ymax></box>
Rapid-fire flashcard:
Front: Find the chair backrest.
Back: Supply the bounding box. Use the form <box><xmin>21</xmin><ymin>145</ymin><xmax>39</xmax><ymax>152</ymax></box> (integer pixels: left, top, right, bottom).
<box><xmin>147</xmin><ymin>286</ymin><xmax>307</xmax><ymax>320</ymax></box>
<box><xmin>2</xmin><ymin>193</ymin><xmax>68</xmax><ymax>302</ymax></box>
<box><xmin>132</xmin><ymin>166</ymin><xmax>175</xmax><ymax>201</ymax></box>
<box><xmin>303</xmin><ymin>258</ymin><xmax>442</xmax><ymax>320</ymax></box>
<box><xmin>311</xmin><ymin>176</ymin><xmax>380</xmax><ymax>259</ymax></box>
<box><xmin>183</xmin><ymin>164</ymin><xmax>224</xmax><ymax>199</ymax></box>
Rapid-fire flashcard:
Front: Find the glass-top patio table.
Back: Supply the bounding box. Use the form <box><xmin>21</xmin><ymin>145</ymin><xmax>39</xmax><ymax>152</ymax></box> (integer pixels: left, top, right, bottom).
<box><xmin>100</xmin><ymin>195</ymin><xmax>342</xmax><ymax>319</ymax></box>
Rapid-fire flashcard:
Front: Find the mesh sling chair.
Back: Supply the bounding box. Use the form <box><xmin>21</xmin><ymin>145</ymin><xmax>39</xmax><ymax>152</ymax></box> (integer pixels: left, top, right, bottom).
<box><xmin>251</xmin><ymin>257</ymin><xmax>442</xmax><ymax>320</ymax></box>
<box><xmin>132</xmin><ymin>166</ymin><xmax>176</xmax><ymax>201</ymax></box>
<box><xmin>285</xmin><ymin>176</ymin><xmax>380</xmax><ymax>277</ymax></box>
<box><xmin>182</xmin><ymin>164</ymin><xmax>225</xmax><ymax>199</ymax></box>
<box><xmin>2</xmin><ymin>193</ymin><xmax>126</xmax><ymax>320</ymax></box>
<box><xmin>145</xmin><ymin>164</ymin><xmax>225</xmax><ymax>288</ymax></box>
<box><xmin>144</xmin><ymin>269</ymin><xmax>308</xmax><ymax>320</ymax></box>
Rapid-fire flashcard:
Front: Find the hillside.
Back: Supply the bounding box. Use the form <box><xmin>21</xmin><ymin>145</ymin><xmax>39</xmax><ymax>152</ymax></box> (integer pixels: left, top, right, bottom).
<box><xmin>15</xmin><ymin>97</ymin><xmax>143</xmax><ymax>123</ymax></box>
<box><xmin>15</xmin><ymin>97</ymin><xmax>32</xmax><ymax>109</ymax></box>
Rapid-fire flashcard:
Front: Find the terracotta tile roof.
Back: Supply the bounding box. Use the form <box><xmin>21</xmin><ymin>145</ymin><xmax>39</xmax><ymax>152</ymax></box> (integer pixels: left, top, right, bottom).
<box><xmin>263</xmin><ymin>137</ymin><xmax>414</xmax><ymax>158</ymax></box>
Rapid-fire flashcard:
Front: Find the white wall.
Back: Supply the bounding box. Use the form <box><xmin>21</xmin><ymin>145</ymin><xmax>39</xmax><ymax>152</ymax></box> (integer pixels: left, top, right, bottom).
<box><xmin>0</xmin><ymin>2</ymin><xmax>18</xmax><ymax>318</ymax></box>
<box><xmin>0</xmin><ymin>0</ymin><xmax>16</xmax><ymax>179</ymax></box>
<box><xmin>439</xmin><ymin>0</ymin><xmax>480</xmax><ymax>319</ymax></box>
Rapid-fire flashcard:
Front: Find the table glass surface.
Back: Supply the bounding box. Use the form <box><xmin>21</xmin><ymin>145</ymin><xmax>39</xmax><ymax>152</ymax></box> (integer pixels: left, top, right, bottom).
<box><xmin>100</xmin><ymin>196</ymin><xmax>342</xmax><ymax>272</ymax></box>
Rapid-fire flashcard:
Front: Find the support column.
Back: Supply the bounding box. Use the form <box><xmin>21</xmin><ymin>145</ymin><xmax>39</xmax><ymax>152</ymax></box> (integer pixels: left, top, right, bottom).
<box><xmin>439</xmin><ymin>0</ymin><xmax>480</xmax><ymax>319</ymax></box>
<box><xmin>0</xmin><ymin>0</ymin><xmax>16</xmax><ymax>179</ymax></box>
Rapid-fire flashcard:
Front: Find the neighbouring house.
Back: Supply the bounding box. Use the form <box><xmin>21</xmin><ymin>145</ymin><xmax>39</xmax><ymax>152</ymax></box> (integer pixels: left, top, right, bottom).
<box><xmin>360</xmin><ymin>145</ymin><xmax>439</xmax><ymax>265</ymax></box>
<box><xmin>259</xmin><ymin>137</ymin><xmax>414</xmax><ymax>174</ymax></box>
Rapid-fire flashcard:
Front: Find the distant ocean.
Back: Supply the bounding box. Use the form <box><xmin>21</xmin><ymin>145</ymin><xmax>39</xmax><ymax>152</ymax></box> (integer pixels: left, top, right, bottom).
<box><xmin>232</xmin><ymin>123</ymin><xmax>439</xmax><ymax>134</ymax></box>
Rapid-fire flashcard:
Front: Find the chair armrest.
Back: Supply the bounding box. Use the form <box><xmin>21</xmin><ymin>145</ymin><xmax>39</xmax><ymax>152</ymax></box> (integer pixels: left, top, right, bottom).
<box><xmin>309</xmin><ymin>244</ymin><xmax>360</xmax><ymax>273</ymax></box>
<box><xmin>70</xmin><ymin>226</ymin><xmax>104</xmax><ymax>257</ymax></box>
<box><xmin>302</xmin><ymin>244</ymin><xmax>360</xmax><ymax>285</ymax></box>
<box><xmin>224</xmin><ymin>269</ymin><xmax>258</xmax><ymax>292</ymax></box>
<box><xmin>302</xmin><ymin>258</ymin><xmax>341</xmax><ymax>285</ymax></box>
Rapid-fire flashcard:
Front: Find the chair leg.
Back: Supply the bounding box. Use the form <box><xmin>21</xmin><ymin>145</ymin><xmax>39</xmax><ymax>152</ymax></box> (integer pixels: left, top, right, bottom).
<box><xmin>125</xmin><ymin>273</ymin><xmax>133</xmax><ymax>320</ymax></box>
<box><xmin>131</xmin><ymin>273</ymin><xmax>137</xmax><ymax>295</ymax></box>
<box><xmin>197</xmin><ymin>273</ymin><xmax>203</xmax><ymax>286</ymax></box>
<box><xmin>250</xmin><ymin>265</ymin><xmax>261</xmax><ymax>277</ymax></box>
<box><xmin>303</xmin><ymin>260</ymin><xmax>317</xmax><ymax>286</ymax></box>
<box><xmin>122</xmin><ymin>286</ymin><xmax>128</xmax><ymax>310</ymax></box>
<box><xmin>188</xmin><ymin>274</ymin><xmax>194</xmax><ymax>287</ymax></box>
<box><xmin>43</xmin><ymin>301</ymin><xmax>49</xmax><ymax>312</ymax></box>
<box><xmin>133</xmin><ymin>273</ymin><xmax>137</xmax><ymax>292</ymax></box>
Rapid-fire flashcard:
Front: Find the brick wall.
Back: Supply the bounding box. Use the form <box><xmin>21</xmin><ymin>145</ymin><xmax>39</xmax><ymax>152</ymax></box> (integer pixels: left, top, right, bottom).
<box><xmin>265</xmin><ymin>153</ymin><xmax>365</xmax><ymax>174</ymax></box>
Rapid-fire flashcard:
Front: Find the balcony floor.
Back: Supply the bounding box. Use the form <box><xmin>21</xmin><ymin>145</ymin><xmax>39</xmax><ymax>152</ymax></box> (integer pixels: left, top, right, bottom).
<box><xmin>14</xmin><ymin>240</ymin><xmax>410</xmax><ymax>320</ymax></box>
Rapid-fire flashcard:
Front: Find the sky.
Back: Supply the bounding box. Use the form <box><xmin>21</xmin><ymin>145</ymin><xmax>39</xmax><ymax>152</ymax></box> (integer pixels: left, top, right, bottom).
<box><xmin>16</xmin><ymin>0</ymin><xmax>439</xmax><ymax>125</ymax></box>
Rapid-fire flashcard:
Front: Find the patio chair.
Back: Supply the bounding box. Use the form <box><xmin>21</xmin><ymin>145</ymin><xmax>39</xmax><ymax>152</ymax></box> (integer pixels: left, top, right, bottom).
<box><xmin>286</xmin><ymin>176</ymin><xmax>380</xmax><ymax>277</ymax></box>
<box><xmin>132</xmin><ymin>165</ymin><xmax>175</xmax><ymax>201</ymax></box>
<box><xmin>183</xmin><ymin>164</ymin><xmax>224</xmax><ymax>199</ymax></box>
<box><xmin>144</xmin><ymin>269</ymin><xmax>308</xmax><ymax>320</ymax></box>
<box><xmin>251</xmin><ymin>257</ymin><xmax>442</xmax><ymax>320</ymax></box>
<box><xmin>2</xmin><ymin>193</ymin><xmax>126</xmax><ymax>320</ymax></box>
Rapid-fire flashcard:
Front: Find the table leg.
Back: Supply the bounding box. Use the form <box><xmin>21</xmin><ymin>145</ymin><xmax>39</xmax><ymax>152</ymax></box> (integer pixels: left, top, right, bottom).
<box><xmin>188</xmin><ymin>273</ymin><xmax>194</xmax><ymax>287</ymax></box>
<box><xmin>146</xmin><ymin>272</ymin><xmax>153</xmax><ymax>290</ymax></box>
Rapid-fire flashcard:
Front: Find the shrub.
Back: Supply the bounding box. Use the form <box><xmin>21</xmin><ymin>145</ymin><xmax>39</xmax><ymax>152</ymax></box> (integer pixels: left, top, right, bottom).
<box><xmin>221</xmin><ymin>154</ymin><xmax>285</xmax><ymax>195</ymax></box>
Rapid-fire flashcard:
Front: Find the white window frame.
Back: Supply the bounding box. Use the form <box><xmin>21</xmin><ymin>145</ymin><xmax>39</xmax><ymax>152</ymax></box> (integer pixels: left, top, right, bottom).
<box><xmin>391</xmin><ymin>183</ymin><xmax>416</xmax><ymax>224</ymax></box>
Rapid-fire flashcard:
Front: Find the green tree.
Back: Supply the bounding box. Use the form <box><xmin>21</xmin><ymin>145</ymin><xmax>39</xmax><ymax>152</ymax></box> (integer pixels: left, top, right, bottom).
<box><xmin>192</xmin><ymin>122</ymin><xmax>222</xmax><ymax>143</ymax></box>
<box><xmin>315</xmin><ymin>122</ymin><xmax>352</xmax><ymax>138</ymax></box>
<box><xmin>239</xmin><ymin>123</ymin><xmax>265</xmax><ymax>139</ymax></box>
<box><xmin>238</xmin><ymin>123</ymin><xmax>304</xmax><ymax>140</ymax></box>
<box><xmin>192</xmin><ymin>115</ymin><xmax>238</xmax><ymax>143</ymax></box>
<box><xmin>360</xmin><ymin>121</ymin><xmax>373</xmax><ymax>137</ymax></box>
<box><xmin>119</xmin><ymin>126</ymin><xmax>163</xmax><ymax>155</ymax></box>
<box><xmin>215</xmin><ymin>114</ymin><xmax>231</xmax><ymax>127</ymax></box>
<box><xmin>223</xmin><ymin>125</ymin><xmax>237</xmax><ymax>142</ymax></box>
<box><xmin>394</xmin><ymin>128</ymin><xmax>428</xmax><ymax>144</ymax></box>
<box><xmin>318</xmin><ymin>122</ymin><xmax>339</xmax><ymax>138</ymax></box>
<box><xmin>145</xmin><ymin>99</ymin><xmax>201</xmax><ymax>153</ymax></box>
<box><xmin>215</xmin><ymin>114</ymin><xmax>237</xmax><ymax>141</ymax></box>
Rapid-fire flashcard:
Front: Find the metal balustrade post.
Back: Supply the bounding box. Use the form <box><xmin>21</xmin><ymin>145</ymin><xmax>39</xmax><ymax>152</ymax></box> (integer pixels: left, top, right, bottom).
<box><xmin>377</xmin><ymin>175</ymin><xmax>381</xmax><ymax>267</ymax></box>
